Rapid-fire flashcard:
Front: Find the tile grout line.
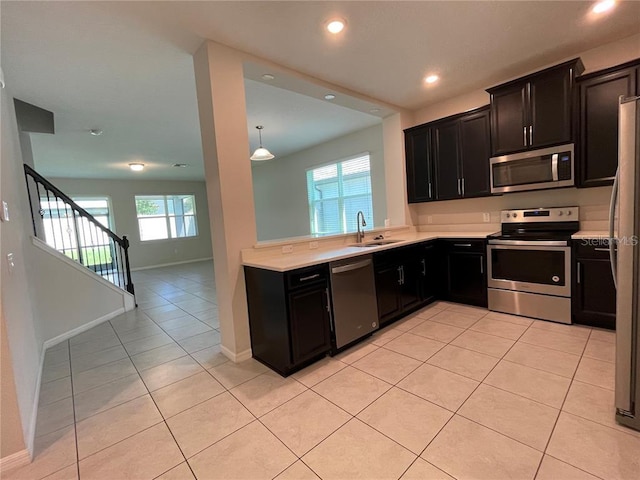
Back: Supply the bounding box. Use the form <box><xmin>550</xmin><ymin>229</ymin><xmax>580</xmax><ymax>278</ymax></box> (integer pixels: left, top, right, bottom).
<box><xmin>406</xmin><ymin>307</ymin><xmax>541</xmax><ymax>479</ymax></box>
<box><xmin>109</xmin><ymin>320</ymin><xmax>200</xmax><ymax>480</ymax></box>
<box><xmin>532</xmin><ymin>325</ymin><xmax>594</xmax><ymax>479</ymax></box>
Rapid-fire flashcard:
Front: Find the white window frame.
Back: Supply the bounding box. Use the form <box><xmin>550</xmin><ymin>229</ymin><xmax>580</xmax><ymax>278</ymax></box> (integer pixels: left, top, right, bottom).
<box><xmin>135</xmin><ymin>194</ymin><xmax>198</xmax><ymax>242</ymax></box>
<box><xmin>306</xmin><ymin>153</ymin><xmax>373</xmax><ymax>236</ymax></box>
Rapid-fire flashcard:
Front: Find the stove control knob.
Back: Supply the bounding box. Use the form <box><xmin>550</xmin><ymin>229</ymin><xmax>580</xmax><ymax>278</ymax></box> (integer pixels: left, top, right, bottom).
<box><xmin>505</xmin><ymin>213</ymin><xmax>510</xmax><ymax>218</ymax></box>
<box><xmin>558</xmin><ymin>211</ymin><xmax>564</xmax><ymax>216</ymax></box>
<box><xmin>566</xmin><ymin>210</ymin><xmax>572</xmax><ymax>216</ymax></box>
<box><xmin>513</xmin><ymin>213</ymin><xmax>518</xmax><ymax>218</ymax></box>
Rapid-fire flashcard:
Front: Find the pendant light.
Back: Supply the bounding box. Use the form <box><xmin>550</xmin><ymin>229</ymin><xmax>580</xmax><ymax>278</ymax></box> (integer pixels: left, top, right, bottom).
<box><xmin>250</xmin><ymin>125</ymin><xmax>275</xmax><ymax>161</ymax></box>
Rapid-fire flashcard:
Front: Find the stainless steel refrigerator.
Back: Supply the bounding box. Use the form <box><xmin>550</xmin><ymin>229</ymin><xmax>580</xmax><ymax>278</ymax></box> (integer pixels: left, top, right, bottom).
<box><xmin>612</xmin><ymin>95</ymin><xmax>640</xmax><ymax>432</ymax></box>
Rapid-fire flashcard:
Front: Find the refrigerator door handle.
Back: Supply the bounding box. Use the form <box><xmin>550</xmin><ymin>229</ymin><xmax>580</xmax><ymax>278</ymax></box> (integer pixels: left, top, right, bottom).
<box><xmin>609</xmin><ymin>167</ymin><xmax>619</xmax><ymax>289</ymax></box>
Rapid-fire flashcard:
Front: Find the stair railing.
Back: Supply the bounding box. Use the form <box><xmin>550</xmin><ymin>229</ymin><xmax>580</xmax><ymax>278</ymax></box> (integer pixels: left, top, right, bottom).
<box><xmin>23</xmin><ymin>164</ymin><xmax>135</xmax><ymax>296</ymax></box>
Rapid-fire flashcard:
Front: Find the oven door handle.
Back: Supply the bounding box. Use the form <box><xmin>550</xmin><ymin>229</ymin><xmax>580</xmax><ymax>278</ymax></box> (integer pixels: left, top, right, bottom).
<box><xmin>488</xmin><ymin>239</ymin><xmax>568</xmax><ymax>247</ymax></box>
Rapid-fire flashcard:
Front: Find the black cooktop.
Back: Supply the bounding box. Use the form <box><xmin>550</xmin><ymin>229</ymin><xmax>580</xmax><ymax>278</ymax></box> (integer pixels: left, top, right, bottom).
<box><xmin>489</xmin><ymin>220</ymin><xmax>579</xmax><ymax>242</ymax></box>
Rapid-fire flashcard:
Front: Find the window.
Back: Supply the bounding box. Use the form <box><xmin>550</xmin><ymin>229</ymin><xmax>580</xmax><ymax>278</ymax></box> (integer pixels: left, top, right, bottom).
<box><xmin>135</xmin><ymin>195</ymin><xmax>197</xmax><ymax>241</ymax></box>
<box><xmin>41</xmin><ymin>196</ymin><xmax>115</xmax><ymax>268</ymax></box>
<box><xmin>306</xmin><ymin>154</ymin><xmax>373</xmax><ymax>236</ymax></box>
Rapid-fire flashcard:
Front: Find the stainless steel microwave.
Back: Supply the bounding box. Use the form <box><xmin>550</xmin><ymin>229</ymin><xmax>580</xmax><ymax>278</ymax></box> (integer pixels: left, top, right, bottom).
<box><xmin>490</xmin><ymin>144</ymin><xmax>575</xmax><ymax>194</ymax></box>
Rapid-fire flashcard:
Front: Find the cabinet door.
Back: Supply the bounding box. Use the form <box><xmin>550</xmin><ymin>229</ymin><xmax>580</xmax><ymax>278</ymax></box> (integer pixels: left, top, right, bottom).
<box><xmin>434</xmin><ymin>120</ymin><xmax>461</xmax><ymax>200</ymax></box>
<box><xmin>418</xmin><ymin>243</ymin><xmax>439</xmax><ymax>304</ymax></box>
<box><xmin>573</xmin><ymin>258</ymin><xmax>616</xmax><ymax>330</ymax></box>
<box><xmin>529</xmin><ymin>67</ymin><xmax>573</xmax><ymax>148</ymax></box>
<box><xmin>490</xmin><ymin>83</ymin><xmax>528</xmax><ymax>155</ymax></box>
<box><xmin>374</xmin><ymin>264</ymin><xmax>402</xmax><ymax>325</ymax></box>
<box><xmin>459</xmin><ymin>108</ymin><xmax>491</xmax><ymax>197</ymax></box>
<box><xmin>446</xmin><ymin>252</ymin><xmax>487</xmax><ymax>307</ymax></box>
<box><xmin>578</xmin><ymin>67</ymin><xmax>636</xmax><ymax>187</ymax></box>
<box><xmin>399</xmin><ymin>256</ymin><xmax>422</xmax><ymax>312</ymax></box>
<box><xmin>405</xmin><ymin>128</ymin><xmax>434</xmax><ymax>203</ymax></box>
<box><xmin>288</xmin><ymin>287</ymin><xmax>331</xmax><ymax>365</ymax></box>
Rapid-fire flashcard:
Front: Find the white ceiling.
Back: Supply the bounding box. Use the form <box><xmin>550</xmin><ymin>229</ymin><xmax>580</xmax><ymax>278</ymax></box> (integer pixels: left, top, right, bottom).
<box><xmin>2</xmin><ymin>1</ymin><xmax>639</xmax><ymax>180</ymax></box>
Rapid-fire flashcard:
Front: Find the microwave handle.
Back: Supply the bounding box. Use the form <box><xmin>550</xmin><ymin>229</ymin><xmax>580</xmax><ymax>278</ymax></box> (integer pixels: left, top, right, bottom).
<box><xmin>551</xmin><ymin>154</ymin><xmax>559</xmax><ymax>181</ymax></box>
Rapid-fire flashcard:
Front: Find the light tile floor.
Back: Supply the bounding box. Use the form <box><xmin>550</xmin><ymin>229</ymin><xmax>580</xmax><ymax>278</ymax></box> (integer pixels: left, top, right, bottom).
<box><xmin>7</xmin><ymin>261</ymin><xmax>640</xmax><ymax>480</ymax></box>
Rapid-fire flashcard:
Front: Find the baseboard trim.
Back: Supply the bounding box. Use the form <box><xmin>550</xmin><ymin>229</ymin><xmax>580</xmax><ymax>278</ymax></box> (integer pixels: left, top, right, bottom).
<box><xmin>220</xmin><ymin>345</ymin><xmax>253</xmax><ymax>363</ymax></box>
<box><xmin>0</xmin><ymin>449</ymin><xmax>31</xmax><ymax>475</ymax></box>
<box><xmin>26</xmin><ymin>347</ymin><xmax>45</xmax><ymax>458</ymax></box>
<box><xmin>131</xmin><ymin>257</ymin><xmax>213</xmax><ymax>272</ymax></box>
<box><xmin>42</xmin><ymin>308</ymin><xmax>126</xmax><ymax>351</ymax></box>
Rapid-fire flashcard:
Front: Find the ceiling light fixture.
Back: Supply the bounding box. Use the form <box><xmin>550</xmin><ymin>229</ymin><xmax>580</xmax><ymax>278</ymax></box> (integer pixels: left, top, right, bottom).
<box><xmin>89</xmin><ymin>129</ymin><xmax>103</xmax><ymax>136</ymax></box>
<box><xmin>592</xmin><ymin>0</ymin><xmax>615</xmax><ymax>13</ymax></box>
<box><xmin>172</xmin><ymin>163</ymin><xmax>188</xmax><ymax>168</ymax></box>
<box><xmin>324</xmin><ymin>94</ymin><xmax>336</xmax><ymax>100</ymax></box>
<box><xmin>129</xmin><ymin>163</ymin><xmax>145</xmax><ymax>172</ymax></box>
<box><xmin>250</xmin><ymin>126</ymin><xmax>275</xmax><ymax>161</ymax></box>
<box><xmin>425</xmin><ymin>75</ymin><xmax>439</xmax><ymax>84</ymax></box>
<box><xmin>261</xmin><ymin>74</ymin><xmax>275</xmax><ymax>81</ymax></box>
<box><xmin>326</xmin><ymin>19</ymin><xmax>346</xmax><ymax>34</ymax></box>
<box><xmin>370</xmin><ymin>108</ymin><xmax>381</xmax><ymax>113</ymax></box>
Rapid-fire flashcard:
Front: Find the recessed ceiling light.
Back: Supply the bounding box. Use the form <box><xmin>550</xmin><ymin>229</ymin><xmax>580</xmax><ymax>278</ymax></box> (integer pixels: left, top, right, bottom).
<box><xmin>425</xmin><ymin>75</ymin><xmax>439</xmax><ymax>84</ymax></box>
<box><xmin>326</xmin><ymin>19</ymin><xmax>346</xmax><ymax>34</ymax></box>
<box><xmin>129</xmin><ymin>163</ymin><xmax>145</xmax><ymax>172</ymax></box>
<box><xmin>261</xmin><ymin>74</ymin><xmax>275</xmax><ymax>81</ymax></box>
<box><xmin>324</xmin><ymin>94</ymin><xmax>336</xmax><ymax>100</ymax></box>
<box><xmin>592</xmin><ymin>0</ymin><xmax>615</xmax><ymax>13</ymax></box>
<box><xmin>172</xmin><ymin>163</ymin><xmax>188</xmax><ymax>168</ymax></box>
<box><xmin>89</xmin><ymin>129</ymin><xmax>103</xmax><ymax>136</ymax></box>
<box><xmin>370</xmin><ymin>108</ymin><xmax>381</xmax><ymax>113</ymax></box>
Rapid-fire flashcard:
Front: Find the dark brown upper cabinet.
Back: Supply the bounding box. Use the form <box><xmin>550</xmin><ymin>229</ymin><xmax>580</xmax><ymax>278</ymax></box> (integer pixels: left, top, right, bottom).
<box><xmin>405</xmin><ymin>106</ymin><xmax>491</xmax><ymax>203</ymax></box>
<box><xmin>404</xmin><ymin>126</ymin><xmax>435</xmax><ymax>203</ymax></box>
<box><xmin>576</xmin><ymin>59</ymin><xmax>639</xmax><ymax>188</ymax></box>
<box><xmin>487</xmin><ymin>59</ymin><xmax>584</xmax><ymax>156</ymax></box>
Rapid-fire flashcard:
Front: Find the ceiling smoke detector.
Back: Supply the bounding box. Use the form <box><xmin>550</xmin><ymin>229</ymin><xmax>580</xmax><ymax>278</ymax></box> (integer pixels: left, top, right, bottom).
<box><xmin>89</xmin><ymin>129</ymin><xmax>103</xmax><ymax>136</ymax></box>
<box><xmin>172</xmin><ymin>163</ymin><xmax>188</xmax><ymax>168</ymax></box>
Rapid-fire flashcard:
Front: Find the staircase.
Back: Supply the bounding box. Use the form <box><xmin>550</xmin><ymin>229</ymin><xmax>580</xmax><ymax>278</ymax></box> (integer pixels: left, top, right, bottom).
<box><xmin>23</xmin><ymin>164</ymin><xmax>135</xmax><ymax>296</ymax></box>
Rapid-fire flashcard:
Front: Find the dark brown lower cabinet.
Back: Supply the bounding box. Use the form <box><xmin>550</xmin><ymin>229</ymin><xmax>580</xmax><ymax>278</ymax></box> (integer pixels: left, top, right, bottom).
<box><xmin>572</xmin><ymin>240</ymin><xmax>616</xmax><ymax>330</ymax></box>
<box><xmin>244</xmin><ymin>264</ymin><xmax>332</xmax><ymax>375</ymax></box>
<box><xmin>441</xmin><ymin>240</ymin><xmax>488</xmax><ymax>307</ymax></box>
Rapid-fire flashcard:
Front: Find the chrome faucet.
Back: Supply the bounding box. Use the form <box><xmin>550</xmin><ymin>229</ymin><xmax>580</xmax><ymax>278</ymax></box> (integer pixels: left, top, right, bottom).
<box><xmin>356</xmin><ymin>211</ymin><xmax>367</xmax><ymax>243</ymax></box>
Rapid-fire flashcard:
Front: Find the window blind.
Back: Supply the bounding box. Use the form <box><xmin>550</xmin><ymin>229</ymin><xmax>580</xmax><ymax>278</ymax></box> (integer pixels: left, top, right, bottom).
<box><xmin>306</xmin><ymin>154</ymin><xmax>373</xmax><ymax>236</ymax></box>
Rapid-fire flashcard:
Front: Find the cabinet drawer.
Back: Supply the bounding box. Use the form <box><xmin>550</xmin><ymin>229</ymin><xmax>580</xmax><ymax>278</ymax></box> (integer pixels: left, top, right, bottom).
<box><xmin>575</xmin><ymin>239</ymin><xmax>615</xmax><ymax>259</ymax></box>
<box><xmin>286</xmin><ymin>265</ymin><xmax>328</xmax><ymax>290</ymax></box>
<box><xmin>441</xmin><ymin>239</ymin><xmax>486</xmax><ymax>253</ymax></box>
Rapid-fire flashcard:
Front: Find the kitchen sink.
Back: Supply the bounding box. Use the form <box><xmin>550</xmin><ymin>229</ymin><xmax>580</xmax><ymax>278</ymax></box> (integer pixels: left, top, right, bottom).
<box><xmin>352</xmin><ymin>239</ymin><xmax>402</xmax><ymax>247</ymax></box>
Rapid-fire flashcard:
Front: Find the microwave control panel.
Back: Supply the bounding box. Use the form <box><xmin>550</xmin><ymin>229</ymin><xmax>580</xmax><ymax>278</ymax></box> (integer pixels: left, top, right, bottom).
<box><xmin>557</xmin><ymin>153</ymin><xmax>572</xmax><ymax>180</ymax></box>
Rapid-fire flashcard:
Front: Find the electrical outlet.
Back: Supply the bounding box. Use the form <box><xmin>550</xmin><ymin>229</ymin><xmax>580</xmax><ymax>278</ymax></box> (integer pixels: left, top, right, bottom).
<box><xmin>384</xmin><ymin>218</ymin><xmax>390</xmax><ymax>227</ymax></box>
<box><xmin>282</xmin><ymin>244</ymin><xmax>294</xmax><ymax>254</ymax></box>
<box><xmin>309</xmin><ymin>241</ymin><xmax>318</xmax><ymax>250</ymax></box>
<box><xmin>6</xmin><ymin>253</ymin><xmax>15</xmax><ymax>273</ymax></box>
<box><xmin>427</xmin><ymin>216</ymin><xmax>433</xmax><ymax>224</ymax></box>
<box><xmin>483</xmin><ymin>213</ymin><xmax>491</xmax><ymax>223</ymax></box>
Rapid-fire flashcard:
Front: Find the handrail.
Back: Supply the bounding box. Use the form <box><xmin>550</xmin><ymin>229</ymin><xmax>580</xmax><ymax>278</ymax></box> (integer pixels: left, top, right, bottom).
<box><xmin>23</xmin><ymin>164</ymin><xmax>135</xmax><ymax>297</ymax></box>
<box><xmin>23</xmin><ymin>165</ymin><xmax>123</xmax><ymax>243</ymax></box>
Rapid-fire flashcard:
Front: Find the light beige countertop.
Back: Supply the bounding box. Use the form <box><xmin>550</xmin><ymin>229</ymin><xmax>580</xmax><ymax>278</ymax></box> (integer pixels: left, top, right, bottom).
<box><xmin>242</xmin><ymin>231</ymin><xmax>495</xmax><ymax>272</ymax></box>
<box><xmin>572</xmin><ymin>230</ymin><xmax>611</xmax><ymax>240</ymax></box>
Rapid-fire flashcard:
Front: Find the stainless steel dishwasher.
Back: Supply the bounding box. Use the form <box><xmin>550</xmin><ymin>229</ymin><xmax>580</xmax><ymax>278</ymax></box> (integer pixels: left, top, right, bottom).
<box><xmin>329</xmin><ymin>255</ymin><xmax>379</xmax><ymax>350</ymax></box>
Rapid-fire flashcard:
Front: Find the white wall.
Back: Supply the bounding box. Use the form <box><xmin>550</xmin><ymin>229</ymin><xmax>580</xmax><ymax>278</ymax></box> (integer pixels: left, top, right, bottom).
<box><xmin>408</xmin><ymin>33</ymin><xmax>640</xmax><ymax>229</ymax></box>
<box><xmin>1</xmin><ymin>83</ymin><xmax>43</xmax><ymax>457</ymax></box>
<box><xmin>49</xmin><ymin>178</ymin><xmax>213</xmax><ymax>269</ymax></box>
<box><xmin>30</xmin><ymin>239</ymin><xmax>134</xmax><ymax>344</ymax></box>
<box><xmin>251</xmin><ymin>124</ymin><xmax>386</xmax><ymax>242</ymax></box>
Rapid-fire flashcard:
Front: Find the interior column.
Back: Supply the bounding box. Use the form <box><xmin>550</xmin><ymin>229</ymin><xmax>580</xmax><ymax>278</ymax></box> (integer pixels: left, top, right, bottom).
<box><xmin>193</xmin><ymin>41</ymin><xmax>257</xmax><ymax>361</ymax></box>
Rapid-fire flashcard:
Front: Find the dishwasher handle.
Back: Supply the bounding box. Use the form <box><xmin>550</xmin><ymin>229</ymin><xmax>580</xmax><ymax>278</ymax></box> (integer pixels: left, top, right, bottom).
<box><xmin>331</xmin><ymin>258</ymin><xmax>372</xmax><ymax>274</ymax></box>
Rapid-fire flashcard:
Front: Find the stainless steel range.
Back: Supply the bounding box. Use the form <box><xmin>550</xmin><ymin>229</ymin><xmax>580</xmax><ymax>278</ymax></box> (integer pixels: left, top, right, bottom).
<box><xmin>487</xmin><ymin>206</ymin><xmax>579</xmax><ymax>324</ymax></box>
